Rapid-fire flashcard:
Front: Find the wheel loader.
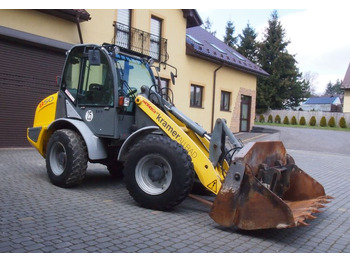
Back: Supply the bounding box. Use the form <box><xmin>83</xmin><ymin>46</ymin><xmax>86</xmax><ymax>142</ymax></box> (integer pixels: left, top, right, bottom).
<box><xmin>27</xmin><ymin>44</ymin><xmax>331</xmax><ymax>230</ymax></box>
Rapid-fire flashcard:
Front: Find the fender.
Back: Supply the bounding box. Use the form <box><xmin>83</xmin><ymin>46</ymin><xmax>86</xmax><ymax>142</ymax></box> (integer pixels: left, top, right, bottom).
<box><xmin>117</xmin><ymin>126</ymin><xmax>160</xmax><ymax>161</ymax></box>
<box><xmin>48</xmin><ymin>118</ymin><xmax>107</xmax><ymax>160</ymax></box>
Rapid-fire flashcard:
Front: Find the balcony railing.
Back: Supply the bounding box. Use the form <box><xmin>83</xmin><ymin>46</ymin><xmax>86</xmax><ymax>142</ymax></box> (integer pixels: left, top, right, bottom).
<box><xmin>113</xmin><ymin>22</ymin><xmax>169</xmax><ymax>63</ymax></box>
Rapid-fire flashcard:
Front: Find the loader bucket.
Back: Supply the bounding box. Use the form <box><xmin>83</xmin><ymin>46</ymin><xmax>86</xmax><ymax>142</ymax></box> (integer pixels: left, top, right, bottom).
<box><xmin>210</xmin><ymin>141</ymin><xmax>332</xmax><ymax>230</ymax></box>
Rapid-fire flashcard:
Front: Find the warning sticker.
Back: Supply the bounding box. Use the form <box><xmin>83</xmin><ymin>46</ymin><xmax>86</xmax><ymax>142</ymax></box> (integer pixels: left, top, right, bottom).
<box><xmin>207</xmin><ymin>180</ymin><xmax>217</xmax><ymax>193</ymax></box>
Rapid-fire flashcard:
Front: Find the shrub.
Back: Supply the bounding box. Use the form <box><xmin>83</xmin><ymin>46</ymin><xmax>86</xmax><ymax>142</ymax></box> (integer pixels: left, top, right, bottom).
<box><xmin>275</xmin><ymin>115</ymin><xmax>281</xmax><ymax>124</ymax></box>
<box><xmin>320</xmin><ymin>116</ymin><xmax>327</xmax><ymax>127</ymax></box>
<box><xmin>291</xmin><ymin>116</ymin><xmax>297</xmax><ymax>125</ymax></box>
<box><xmin>309</xmin><ymin>116</ymin><xmax>316</xmax><ymax>126</ymax></box>
<box><xmin>339</xmin><ymin>117</ymin><xmax>347</xmax><ymax>128</ymax></box>
<box><xmin>283</xmin><ymin>116</ymin><xmax>289</xmax><ymax>125</ymax></box>
<box><xmin>268</xmin><ymin>114</ymin><xmax>273</xmax><ymax>123</ymax></box>
<box><xmin>299</xmin><ymin>116</ymin><xmax>306</xmax><ymax>126</ymax></box>
<box><xmin>259</xmin><ymin>114</ymin><xmax>265</xmax><ymax>123</ymax></box>
<box><xmin>328</xmin><ymin>116</ymin><xmax>336</xmax><ymax>127</ymax></box>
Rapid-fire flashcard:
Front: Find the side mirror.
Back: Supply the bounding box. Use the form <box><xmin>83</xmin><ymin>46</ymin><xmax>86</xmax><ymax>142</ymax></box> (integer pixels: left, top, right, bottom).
<box><xmin>88</xmin><ymin>49</ymin><xmax>101</xmax><ymax>66</ymax></box>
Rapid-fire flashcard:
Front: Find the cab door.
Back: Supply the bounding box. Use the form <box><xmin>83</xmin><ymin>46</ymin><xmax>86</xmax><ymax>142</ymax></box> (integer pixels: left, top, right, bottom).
<box><xmin>76</xmin><ymin>49</ymin><xmax>116</xmax><ymax>137</ymax></box>
<box><xmin>61</xmin><ymin>46</ymin><xmax>117</xmax><ymax>137</ymax></box>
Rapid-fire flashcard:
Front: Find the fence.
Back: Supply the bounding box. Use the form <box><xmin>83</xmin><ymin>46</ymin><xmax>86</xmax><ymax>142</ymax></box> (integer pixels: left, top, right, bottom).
<box><xmin>257</xmin><ymin>110</ymin><xmax>350</xmax><ymax>127</ymax></box>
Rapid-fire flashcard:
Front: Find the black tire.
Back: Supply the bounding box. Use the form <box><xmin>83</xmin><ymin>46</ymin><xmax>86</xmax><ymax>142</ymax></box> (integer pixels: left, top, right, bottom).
<box><xmin>46</xmin><ymin>129</ymin><xmax>88</xmax><ymax>188</ymax></box>
<box><xmin>124</xmin><ymin>135</ymin><xmax>195</xmax><ymax>210</ymax></box>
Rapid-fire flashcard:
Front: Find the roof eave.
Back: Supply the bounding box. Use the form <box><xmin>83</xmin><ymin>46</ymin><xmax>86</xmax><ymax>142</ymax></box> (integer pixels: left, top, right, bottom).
<box><xmin>182</xmin><ymin>9</ymin><xmax>203</xmax><ymax>28</ymax></box>
<box><xmin>36</xmin><ymin>9</ymin><xmax>91</xmax><ymax>23</ymax></box>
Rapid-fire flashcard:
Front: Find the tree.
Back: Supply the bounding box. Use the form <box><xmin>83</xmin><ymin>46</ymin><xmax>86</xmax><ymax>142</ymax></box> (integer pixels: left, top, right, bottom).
<box><xmin>223</xmin><ymin>20</ymin><xmax>238</xmax><ymax>48</ymax></box>
<box><xmin>256</xmin><ymin>10</ymin><xmax>310</xmax><ymax>111</ymax></box>
<box><xmin>304</xmin><ymin>71</ymin><xmax>320</xmax><ymax>96</ymax></box>
<box><xmin>324</xmin><ymin>79</ymin><xmax>344</xmax><ymax>96</ymax></box>
<box><xmin>237</xmin><ymin>23</ymin><xmax>258</xmax><ymax>63</ymax></box>
<box><xmin>203</xmin><ymin>17</ymin><xmax>216</xmax><ymax>36</ymax></box>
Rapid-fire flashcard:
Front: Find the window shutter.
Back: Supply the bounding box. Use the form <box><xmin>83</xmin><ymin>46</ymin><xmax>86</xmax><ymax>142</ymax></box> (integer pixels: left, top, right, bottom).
<box><xmin>117</xmin><ymin>9</ymin><xmax>130</xmax><ymax>26</ymax></box>
<box><xmin>150</xmin><ymin>17</ymin><xmax>160</xmax><ymax>37</ymax></box>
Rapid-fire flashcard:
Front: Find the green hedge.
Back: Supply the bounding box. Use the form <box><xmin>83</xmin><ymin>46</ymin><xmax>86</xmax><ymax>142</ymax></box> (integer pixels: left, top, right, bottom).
<box><xmin>283</xmin><ymin>116</ymin><xmax>289</xmax><ymax>125</ymax></box>
<box><xmin>275</xmin><ymin>115</ymin><xmax>281</xmax><ymax>124</ymax></box>
<box><xmin>339</xmin><ymin>117</ymin><xmax>347</xmax><ymax>128</ymax></box>
<box><xmin>268</xmin><ymin>114</ymin><xmax>273</xmax><ymax>123</ymax></box>
<box><xmin>328</xmin><ymin>117</ymin><xmax>336</xmax><ymax>127</ymax></box>
<box><xmin>259</xmin><ymin>114</ymin><xmax>265</xmax><ymax>122</ymax></box>
<box><xmin>309</xmin><ymin>116</ymin><xmax>317</xmax><ymax>126</ymax></box>
<box><xmin>320</xmin><ymin>116</ymin><xmax>327</xmax><ymax>127</ymax></box>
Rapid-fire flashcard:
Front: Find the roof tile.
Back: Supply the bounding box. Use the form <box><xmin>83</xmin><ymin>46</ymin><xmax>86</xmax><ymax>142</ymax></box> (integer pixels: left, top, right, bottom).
<box><xmin>186</xmin><ymin>26</ymin><xmax>268</xmax><ymax>77</ymax></box>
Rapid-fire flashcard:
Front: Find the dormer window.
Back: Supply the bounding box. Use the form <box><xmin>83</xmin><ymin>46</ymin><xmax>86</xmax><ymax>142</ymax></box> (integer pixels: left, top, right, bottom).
<box><xmin>210</xmin><ymin>43</ymin><xmax>226</xmax><ymax>54</ymax></box>
<box><xmin>186</xmin><ymin>34</ymin><xmax>203</xmax><ymax>45</ymax></box>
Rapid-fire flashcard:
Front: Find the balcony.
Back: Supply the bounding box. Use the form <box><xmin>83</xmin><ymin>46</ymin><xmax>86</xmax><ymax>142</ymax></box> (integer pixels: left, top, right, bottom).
<box><xmin>113</xmin><ymin>22</ymin><xmax>169</xmax><ymax>63</ymax></box>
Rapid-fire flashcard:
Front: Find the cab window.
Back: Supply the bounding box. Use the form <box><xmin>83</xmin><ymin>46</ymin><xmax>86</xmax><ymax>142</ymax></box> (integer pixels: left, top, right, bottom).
<box><xmin>61</xmin><ymin>47</ymin><xmax>114</xmax><ymax>107</ymax></box>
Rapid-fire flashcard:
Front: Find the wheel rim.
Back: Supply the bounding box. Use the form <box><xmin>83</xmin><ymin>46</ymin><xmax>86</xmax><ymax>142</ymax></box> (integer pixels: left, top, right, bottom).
<box><xmin>135</xmin><ymin>154</ymin><xmax>172</xmax><ymax>195</ymax></box>
<box><xmin>49</xmin><ymin>142</ymin><xmax>67</xmax><ymax>176</ymax></box>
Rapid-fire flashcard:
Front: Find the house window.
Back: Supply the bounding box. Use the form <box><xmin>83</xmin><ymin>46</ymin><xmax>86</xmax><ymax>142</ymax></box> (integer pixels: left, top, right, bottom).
<box><xmin>150</xmin><ymin>16</ymin><xmax>162</xmax><ymax>60</ymax></box>
<box><xmin>116</xmin><ymin>9</ymin><xmax>131</xmax><ymax>48</ymax></box>
<box><xmin>190</xmin><ymin>84</ymin><xmax>203</xmax><ymax>108</ymax></box>
<box><xmin>220</xmin><ymin>91</ymin><xmax>231</xmax><ymax>111</ymax></box>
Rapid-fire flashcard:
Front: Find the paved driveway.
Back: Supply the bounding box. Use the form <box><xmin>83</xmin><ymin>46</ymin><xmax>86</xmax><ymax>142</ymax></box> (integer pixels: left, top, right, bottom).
<box><xmin>1</xmin><ymin>126</ymin><xmax>350</xmax><ymax>253</ymax></box>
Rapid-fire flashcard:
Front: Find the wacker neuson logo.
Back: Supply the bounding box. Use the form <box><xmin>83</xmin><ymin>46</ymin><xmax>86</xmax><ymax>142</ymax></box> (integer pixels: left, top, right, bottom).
<box><xmin>142</xmin><ymin>100</ymin><xmax>198</xmax><ymax>159</ymax></box>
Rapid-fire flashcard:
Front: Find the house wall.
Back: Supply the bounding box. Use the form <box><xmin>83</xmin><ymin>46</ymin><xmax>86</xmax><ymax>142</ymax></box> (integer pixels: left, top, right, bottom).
<box><xmin>344</xmin><ymin>90</ymin><xmax>350</xmax><ymax>113</ymax></box>
<box><xmin>0</xmin><ymin>9</ymin><xmax>80</xmax><ymax>43</ymax></box>
<box><xmin>300</xmin><ymin>104</ymin><xmax>332</xmax><ymax>112</ymax></box>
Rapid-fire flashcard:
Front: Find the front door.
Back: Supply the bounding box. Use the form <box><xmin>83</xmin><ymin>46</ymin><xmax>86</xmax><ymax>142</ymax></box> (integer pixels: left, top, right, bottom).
<box><xmin>240</xmin><ymin>95</ymin><xmax>251</xmax><ymax>132</ymax></box>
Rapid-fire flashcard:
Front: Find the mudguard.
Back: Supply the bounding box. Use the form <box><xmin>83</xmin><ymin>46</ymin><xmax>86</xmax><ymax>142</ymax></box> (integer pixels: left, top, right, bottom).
<box><xmin>48</xmin><ymin>118</ymin><xmax>107</xmax><ymax>160</ymax></box>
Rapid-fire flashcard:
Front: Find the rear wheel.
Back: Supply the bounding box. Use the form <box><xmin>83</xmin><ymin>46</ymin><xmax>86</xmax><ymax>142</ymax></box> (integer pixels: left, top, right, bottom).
<box><xmin>46</xmin><ymin>129</ymin><xmax>88</xmax><ymax>188</ymax></box>
<box><xmin>124</xmin><ymin>135</ymin><xmax>195</xmax><ymax>210</ymax></box>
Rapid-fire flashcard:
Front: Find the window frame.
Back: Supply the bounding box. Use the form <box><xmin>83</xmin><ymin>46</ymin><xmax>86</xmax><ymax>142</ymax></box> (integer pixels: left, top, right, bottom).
<box><xmin>190</xmin><ymin>84</ymin><xmax>204</xmax><ymax>108</ymax></box>
<box><xmin>220</xmin><ymin>91</ymin><xmax>231</xmax><ymax>111</ymax></box>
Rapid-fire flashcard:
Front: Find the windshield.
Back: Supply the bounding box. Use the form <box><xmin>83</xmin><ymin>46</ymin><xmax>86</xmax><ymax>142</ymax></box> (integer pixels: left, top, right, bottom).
<box><xmin>115</xmin><ymin>54</ymin><xmax>155</xmax><ymax>95</ymax></box>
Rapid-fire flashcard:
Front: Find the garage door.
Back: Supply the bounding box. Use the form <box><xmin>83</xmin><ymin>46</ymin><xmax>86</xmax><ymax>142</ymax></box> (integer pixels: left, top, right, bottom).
<box><xmin>0</xmin><ymin>39</ymin><xmax>66</xmax><ymax>148</ymax></box>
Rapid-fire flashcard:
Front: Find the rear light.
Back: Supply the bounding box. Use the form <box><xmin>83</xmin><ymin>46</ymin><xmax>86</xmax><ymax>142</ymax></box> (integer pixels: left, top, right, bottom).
<box><xmin>118</xmin><ymin>96</ymin><xmax>130</xmax><ymax>107</ymax></box>
<box><xmin>123</xmin><ymin>97</ymin><xmax>130</xmax><ymax>107</ymax></box>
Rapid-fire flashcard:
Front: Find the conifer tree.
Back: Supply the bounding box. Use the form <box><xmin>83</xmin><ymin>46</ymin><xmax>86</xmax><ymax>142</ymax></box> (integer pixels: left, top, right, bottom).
<box><xmin>203</xmin><ymin>17</ymin><xmax>216</xmax><ymax>36</ymax></box>
<box><xmin>223</xmin><ymin>20</ymin><xmax>238</xmax><ymax>48</ymax></box>
<box><xmin>237</xmin><ymin>23</ymin><xmax>258</xmax><ymax>63</ymax></box>
<box><xmin>256</xmin><ymin>10</ymin><xmax>310</xmax><ymax>111</ymax></box>
<box><xmin>324</xmin><ymin>79</ymin><xmax>344</xmax><ymax>96</ymax></box>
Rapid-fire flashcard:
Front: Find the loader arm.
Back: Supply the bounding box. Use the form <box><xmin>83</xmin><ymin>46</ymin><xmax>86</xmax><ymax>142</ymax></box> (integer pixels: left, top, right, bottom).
<box><xmin>135</xmin><ymin>95</ymin><xmax>225</xmax><ymax>194</ymax></box>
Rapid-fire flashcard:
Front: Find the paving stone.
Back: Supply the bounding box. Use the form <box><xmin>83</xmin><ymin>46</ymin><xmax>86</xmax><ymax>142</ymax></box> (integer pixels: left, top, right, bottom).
<box><xmin>1</xmin><ymin>140</ymin><xmax>350</xmax><ymax>253</ymax></box>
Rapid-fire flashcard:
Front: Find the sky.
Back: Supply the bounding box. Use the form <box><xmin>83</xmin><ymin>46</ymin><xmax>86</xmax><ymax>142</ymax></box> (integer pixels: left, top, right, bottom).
<box><xmin>196</xmin><ymin>5</ymin><xmax>350</xmax><ymax>95</ymax></box>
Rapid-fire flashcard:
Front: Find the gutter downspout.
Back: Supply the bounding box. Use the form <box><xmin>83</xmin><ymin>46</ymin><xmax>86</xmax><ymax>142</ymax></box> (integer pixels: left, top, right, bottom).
<box><xmin>211</xmin><ymin>64</ymin><xmax>223</xmax><ymax>133</ymax></box>
<box><xmin>76</xmin><ymin>15</ymin><xmax>84</xmax><ymax>44</ymax></box>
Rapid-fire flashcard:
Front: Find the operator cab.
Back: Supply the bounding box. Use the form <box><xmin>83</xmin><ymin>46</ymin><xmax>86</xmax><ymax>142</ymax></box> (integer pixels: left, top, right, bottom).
<box><xmin>59</xmin><ymin>44</ymin><xmax>157</xmax><ymax>139</ymax></box>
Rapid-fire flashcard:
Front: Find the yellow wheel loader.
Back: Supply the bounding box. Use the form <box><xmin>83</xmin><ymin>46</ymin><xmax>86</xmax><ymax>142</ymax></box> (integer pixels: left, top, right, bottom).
<box><xmin>27</xmin><ymin>44</ymin><xmax>331</xmax><ymax>230</ymax></box>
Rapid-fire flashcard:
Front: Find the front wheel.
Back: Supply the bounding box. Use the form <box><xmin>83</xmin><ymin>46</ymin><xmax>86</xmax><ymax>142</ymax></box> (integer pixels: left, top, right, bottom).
<box><xmin>46</xmin><ymin>129</ymin><xmax>88</xmax><ymax>188</ymax></box>
<box><xmin>124</xmin><ymin>135</ymin><xmax>195</xmax><ymax>210</ymax></box>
